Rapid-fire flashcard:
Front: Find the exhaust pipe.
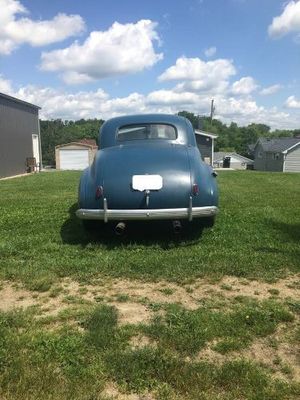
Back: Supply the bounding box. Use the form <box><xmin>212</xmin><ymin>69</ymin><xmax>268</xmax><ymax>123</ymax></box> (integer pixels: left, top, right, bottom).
<box><xmin>115</xmin><ymin>222</ymin><xmax>126</xmax><ymax>236</ymax></box>
<box><xmin>172</xmin><ymin>220</ymin><xmax>182</xmax><ymax>234</ymax></box>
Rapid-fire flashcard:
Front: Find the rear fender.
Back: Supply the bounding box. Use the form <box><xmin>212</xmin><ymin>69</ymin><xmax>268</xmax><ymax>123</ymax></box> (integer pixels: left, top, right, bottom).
<box><xmin>187</xmin><ymin>147</ymin><xmax>218</xmax><ymax>207</ymax></box>
<box><xmin>78</xmin><ymin>151</ymin><xmax>104</xmax><ymax>209</ymax></box>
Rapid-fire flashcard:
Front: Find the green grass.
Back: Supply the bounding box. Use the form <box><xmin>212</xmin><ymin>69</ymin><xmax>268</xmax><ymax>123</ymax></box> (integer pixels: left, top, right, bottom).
<box><xmin>0</xmin><ymin>304</ymin><xmax>299</xmax><ymax>400</ymax></box>
<box><xmin>144</xmin><ymin>298</ymin><xmax>294</xmax><ymax>355</ymax></box>
<box><xmin>0</xmin><ymin>171</ymin><xmax>299</xmax><ymax>399</ymax></box>
<box><xmin>0</xmin><ymin>171</ymin><xmax>299</xmax><ymax>288</ymax></box>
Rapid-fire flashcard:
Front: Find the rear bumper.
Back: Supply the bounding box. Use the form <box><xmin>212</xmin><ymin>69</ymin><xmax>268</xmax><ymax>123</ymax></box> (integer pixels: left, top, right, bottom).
<box><xmin>76</xmin><ymin>205</ymin><xmax>218</xmax><ymax>222</ymax></box>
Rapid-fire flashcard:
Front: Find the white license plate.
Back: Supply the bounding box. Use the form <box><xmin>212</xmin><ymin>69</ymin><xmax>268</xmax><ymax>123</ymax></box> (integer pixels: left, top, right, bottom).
<box><xmin>132</xmin><ymin>175</ymin><xmax>163</xmax><ymax>191</ymax></box>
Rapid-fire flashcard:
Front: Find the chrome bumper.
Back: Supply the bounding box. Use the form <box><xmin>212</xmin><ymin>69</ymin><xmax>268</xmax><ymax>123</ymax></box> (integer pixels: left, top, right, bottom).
<box><xmin>76</xmin><ymin>205</ymin><xmax>218</xmax><ymax>222</ymax></box>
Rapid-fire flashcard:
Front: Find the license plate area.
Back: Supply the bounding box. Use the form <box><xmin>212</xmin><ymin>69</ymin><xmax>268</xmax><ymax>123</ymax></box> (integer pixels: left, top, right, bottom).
<box><xmin>132</xmin><ymin>175</ymin><xmax>163</xmax><ymax>192</ymax></box>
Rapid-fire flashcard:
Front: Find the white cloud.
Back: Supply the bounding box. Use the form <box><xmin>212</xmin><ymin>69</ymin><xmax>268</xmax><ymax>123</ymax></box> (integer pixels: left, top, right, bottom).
<box><xmin>159</xmin><ymin>57</ymin><xmax>236</xmax><ymax>82</ymax></box>
<box><xmin>0</xmin><ymin>0</ymin><xmax>85</xmax><ymax>55</ymax></box>
<box><xmin>285</xmin><ymin>95</ymin><xmax>300</xmax><ymax>108</ymax></box>
<box><xmin>268</xmin><ymin>1</ymin><xmax>300</xmax><ymax>38</ymax></box>
<box><xmin>147</xmin><ymin>90</ymin><xmax>199</xmax><ymax>105</ymax></box>
<box><xmin>9</xmin><ymin>83</ymin><xmax>297</xmax><ymax>130</ymax></box>
<box><xmin>231</xmin><ymin>77</ymin><xmax>258</xmax><ymax>95</ymax></box>
<box><xmin>158</xmin><ymin>57</ymin><xmax>236</xmax><ymax>95</ymax></box>
<box><xmin>204</xmin><ymin>46</ymin><xmax>217</xmax><ymax>57</ymax></box>
<box><xmin>260</xmin><ymin>84</ymin><xmax>282</xmax><ymax>95</ymax></box>
<box><xmin>15</xmin><ymin>85</ymin><xmax>109</xmax><ymax>119</ymax></box>
<box><xmin>40</xmin><ymin>20</ymin><xmax>163</xmax><ymax>84</ymax></box>
<box><xmin>0</xmin><ymin>75</ymin><xmax>13</xmax><ymax>93</ymax></box>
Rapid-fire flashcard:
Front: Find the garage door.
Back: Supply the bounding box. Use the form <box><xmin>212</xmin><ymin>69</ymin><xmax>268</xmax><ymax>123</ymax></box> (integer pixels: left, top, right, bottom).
<box><xmin>59</xmin><ymin>149</ymin><xmax>89</xmax><ymax>170</ymax></box>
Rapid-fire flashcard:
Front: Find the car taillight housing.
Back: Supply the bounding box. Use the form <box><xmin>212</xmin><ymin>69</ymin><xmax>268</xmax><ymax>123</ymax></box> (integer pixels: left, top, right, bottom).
<box><xmin>95</xmin><ymin>185</ymin><xmax>103</xmax><ymax>199</ymax></box>
<box><xmin>192</xmin><ymin>183</ymin><xmax>199</xmax><ymax>196</ymax></box>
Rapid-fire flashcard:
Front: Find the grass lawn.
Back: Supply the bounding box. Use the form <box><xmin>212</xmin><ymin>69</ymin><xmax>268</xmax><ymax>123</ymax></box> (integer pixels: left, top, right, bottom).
<box><xmin>0</xmin><ymin>170</ymin><xmax>299</xmax><ymax>399</ymax></box>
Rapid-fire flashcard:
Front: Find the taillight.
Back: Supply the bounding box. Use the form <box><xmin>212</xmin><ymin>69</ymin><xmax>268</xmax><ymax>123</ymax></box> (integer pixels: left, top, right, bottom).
<box><xmin>192</xmin><ymin>183</ymin><xmax>199</xmax><ymax>196</ymax></box>
<box><xmin>95</xmin><ymin>185</ymin><xmax>103</xmax><ymax>199</ymax></box>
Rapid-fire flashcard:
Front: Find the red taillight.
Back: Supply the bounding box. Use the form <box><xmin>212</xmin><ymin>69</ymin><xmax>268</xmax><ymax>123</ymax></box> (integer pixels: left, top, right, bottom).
<box><xmin>192</xmin><ymin>183</ymin><xmax>199</xmax><ymax>196</ymax></box>
<box><xmin>95</xmin><ymin>185</ymin><xmax>103</xmax><ymax>199</ymax></box>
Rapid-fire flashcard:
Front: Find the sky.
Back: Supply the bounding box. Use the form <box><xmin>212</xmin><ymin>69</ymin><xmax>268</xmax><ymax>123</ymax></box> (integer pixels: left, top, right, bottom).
<box><xmin>0</xmin><ymin>0</ymin><xmax>300</xmax><ymax>129</ymax></box>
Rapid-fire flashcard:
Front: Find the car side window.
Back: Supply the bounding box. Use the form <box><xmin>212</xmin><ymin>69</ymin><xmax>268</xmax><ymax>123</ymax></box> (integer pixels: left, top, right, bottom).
<box><xmin>117</xmin><ymin>124</ymin><xmax>177</xmax><ymax>141</ymax></box>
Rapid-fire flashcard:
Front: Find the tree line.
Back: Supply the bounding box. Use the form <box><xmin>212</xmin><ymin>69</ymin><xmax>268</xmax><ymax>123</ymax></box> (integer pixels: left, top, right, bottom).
<box><xmin>40</xmin><ymin>112</ymin><xmax>299</xmax><ymax>165</ymax></box>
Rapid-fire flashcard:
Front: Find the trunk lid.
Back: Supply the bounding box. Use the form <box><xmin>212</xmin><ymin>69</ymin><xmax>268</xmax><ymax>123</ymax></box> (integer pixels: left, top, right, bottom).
<box><xmin>97</xmin><ymin>143</ymin><xmax>192</xmax><ymax>209</ymax></box>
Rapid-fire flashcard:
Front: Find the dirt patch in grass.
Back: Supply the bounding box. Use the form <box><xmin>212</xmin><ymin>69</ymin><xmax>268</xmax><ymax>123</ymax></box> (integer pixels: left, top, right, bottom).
<box><xmin>102</xmin><ymin>382</ymin><xmax>154</xmax><ymax>400</ymax></box>
<box><xmin>130</xmin><ymin>334</ymin><xmax>157</xmax><ymax>350</ymax></box>
<box><xmin>1</xmin><ymin>274</ymin><xmax>299</xmax><ymax>317</ymax></box>
<box><xmin>215</xmin><ymin>275</ymin><xmax>300</xmax><ymax>301</ymax></box>
<box><xmin>197</xmin><ymin>321</ymin><xmax>300</xmax><ymax>383</ymax></box>
<box><xmin>111</xmin><ymin>302</ymin><xmax>151</xmax><ymax>325</ymax></box>
<box><xmin>0</xmin><ymin>283</ymin><xmax>37</xmax><ymax>311</ymax></box>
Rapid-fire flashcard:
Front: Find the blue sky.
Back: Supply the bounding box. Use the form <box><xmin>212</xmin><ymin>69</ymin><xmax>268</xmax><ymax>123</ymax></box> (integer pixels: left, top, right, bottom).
<box><xmin>0</xmin><ymin>0</ymin><xmax>300</xmax><ymax>129</ymax></box>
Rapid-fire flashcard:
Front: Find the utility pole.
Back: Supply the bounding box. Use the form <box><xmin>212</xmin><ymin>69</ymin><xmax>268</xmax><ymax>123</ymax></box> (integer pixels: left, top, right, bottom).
<box><xmin>210</xmin><ymin>99</ymin><xmax>215</xmax><ymax>125</ymax></box>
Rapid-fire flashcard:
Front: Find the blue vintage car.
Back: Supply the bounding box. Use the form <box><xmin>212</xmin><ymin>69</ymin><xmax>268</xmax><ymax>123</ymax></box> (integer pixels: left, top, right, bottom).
<box><xmin>76</xmin><ymin>114</ymin><xmax>218</xmax><ymax>233</ymax></box>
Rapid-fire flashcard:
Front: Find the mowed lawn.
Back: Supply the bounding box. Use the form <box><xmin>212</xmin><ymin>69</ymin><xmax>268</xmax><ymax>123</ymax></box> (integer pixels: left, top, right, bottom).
<box><xmin>0</xmin><ymin>171</ymin><xmax>299</xmax><ymax>399</ymax></box>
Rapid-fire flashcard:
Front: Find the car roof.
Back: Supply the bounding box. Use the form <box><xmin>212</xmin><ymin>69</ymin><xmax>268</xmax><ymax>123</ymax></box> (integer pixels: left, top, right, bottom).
<box><xmin>105</xmin><ymin>113</ymin><xmax>186</xmax><ymax>125</ymax></box>
<box><xmin>99</xmin><ymin>114</ymin><xmax>195</xmax><ymax>148</ymax></box>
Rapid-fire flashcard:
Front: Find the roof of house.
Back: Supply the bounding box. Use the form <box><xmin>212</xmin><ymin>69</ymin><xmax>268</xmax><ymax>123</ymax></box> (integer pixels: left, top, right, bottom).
<box><xmin>247</xmin><ymin>143</ymin><xmax>255</xmax><ymax>156</ymax></box>
<box><xmin>0</xmin><ymin>92</ymin><xmax>41</xmax><ymax>110</ymax></box>
<box><xmin>213</xmin><ymin>152</ymin><xmax>254</xmax><ymax>163</ymax></box>
<box><xmin>77</xmin><ymin>138</ymin><xmax>97</xmax><ymax>147</ymax></box>
<box><xmin>55</xmin><ymin>139</ymin><xmax>97</xmax><ymax>149</ymax></box>
<box><xmin>195</xmin><ymin>129</ymin><xmax>218</xmax><ymax>139</ymax></box>
<box><xmin>256</xmin><ymin>137</ymin><xmax>300</xmax><ymax>153</ymax></box>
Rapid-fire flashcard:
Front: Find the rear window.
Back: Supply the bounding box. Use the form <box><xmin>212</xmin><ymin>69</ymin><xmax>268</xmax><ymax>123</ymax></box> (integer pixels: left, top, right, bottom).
<box><xmin>117</xmin><ymin>124</ymin><xmax>177</xmax><ymax>141</ymax></box>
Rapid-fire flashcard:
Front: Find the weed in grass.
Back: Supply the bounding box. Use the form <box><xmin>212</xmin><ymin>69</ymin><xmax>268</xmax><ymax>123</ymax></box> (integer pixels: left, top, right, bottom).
<box><xmin>147</xmin><ymin>302</ymin><xmax>164</xmax><ymax>312</ymax></box>
<box><xmin>212</xmin><ymin>338</ymin><xmax>244</xmax><ymax>354</ymax></box>
<box><xmin>143</xmin><ymin>299</ymin><xmax>294</xmax><ymax>356</ymax></box>
<box><xmin>27</xmin><ymin>277</ymin><xmax>53</xmax><ymax>292</ymax></box>
<box><xmin>49</xmin><ymin>286</ymin><xmax>63</xmax><ymax>298</ymax></box>
<box><xmin>185</xmin><ymin>286</ymin><xmax>194</xmax><ymax>293</ymax></box>
<box><xmin>94</xmin><ymin>295</ymin><xmax>105</xmax><ymax>302</ymax></box>
<box><xmin>285</xmin><ymin>299</ymin><xmax>300</xmax><ymax>315</ymax></box>
<box><xmin>220</xmin><ymin>283</ymin><xmax>233</xmax><ymax>291</ymax></box>
<box><xmin>77</xmin><ymin>287</ymin><xmax>88</xmax><ymax>295</ymax></box>
<box><xmin>268</xmin><ymin>288</ymin><xmax>280</xmax><ymax>296</ymax></box>
<box><xmin>62</xmin><ymin>295</ymin><xmax>86</xmax><ymax>304</ymax></box>
<box><xmin>115</xmin><ymin>293</ymin><xmax>130</xmax><ymax>302</ymax></box>
<box><xmin>273</xmin><ymin>356</ymin><xmax>293</xmax><ymax>376</ymax></box>
<box><xmin>159</xmin><ymin>288</ymin><xmax>175</xmax><ymax>296</ymax></box>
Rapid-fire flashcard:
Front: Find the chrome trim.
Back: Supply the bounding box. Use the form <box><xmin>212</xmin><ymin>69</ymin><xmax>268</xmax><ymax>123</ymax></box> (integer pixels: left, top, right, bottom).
<box><xmin>188</xmin><ymin>196</ymin><xmax>193</xmax><ymax>222</ymax></box>
<box><xmin>103</xmin><ymin>198</ymin><xmax>108</xmax><ymax>223</ymax></box>
<box><xmin>76</xmin><ymin>205</ymin><xmax>218</xmax><ymax>222</ymax></box>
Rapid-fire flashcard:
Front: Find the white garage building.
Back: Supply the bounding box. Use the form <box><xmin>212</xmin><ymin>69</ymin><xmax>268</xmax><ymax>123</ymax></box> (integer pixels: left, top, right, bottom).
<box><xmin>55</xmin><ymin>139</ymin><xmax>97</xmax><ymax>170</ymax></box>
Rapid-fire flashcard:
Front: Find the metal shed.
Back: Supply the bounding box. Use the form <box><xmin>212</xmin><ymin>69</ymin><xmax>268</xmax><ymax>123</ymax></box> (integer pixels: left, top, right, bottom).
<box><xmin>0</xmin><ymin>92</ymin><xmax>41</xmax><ymax>179</ymax></box>
<box><xmin>55</xmin><ymin>139</ymin><xmax>98</xmax><ymax>170</ymax></box>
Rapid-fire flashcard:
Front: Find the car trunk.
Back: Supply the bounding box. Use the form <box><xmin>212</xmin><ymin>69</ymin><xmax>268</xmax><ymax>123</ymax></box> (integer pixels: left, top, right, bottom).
<box><xmin>97</xmin><ymin>143</ymin><xmax>192</xmax><ymax>209</ymax></box>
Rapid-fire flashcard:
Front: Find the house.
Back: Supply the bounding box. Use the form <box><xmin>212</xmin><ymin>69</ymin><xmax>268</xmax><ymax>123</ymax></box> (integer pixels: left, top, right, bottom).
<box><xmin>194</xmin><ymin>130</ymin><xmax>218</xmax><ymax>165</ymax></box>
<box><xmin>55</xmin><ymin>139</ymin><xmax>98</xmax><ymax>170</ymax></box>
<box><xmin>253</xmin><ymin>137</ymin><xmax>300</xmax><ymax>172</ymax></box>
<box><xmin>213</xmin><ymin>152</ymin><xmax>254</xmax><ymax>170</ymax></box>
<box><xmin>0</xmin><ymin>92</ymin><xmax>41</xmax><ymax>179</ymax></box>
